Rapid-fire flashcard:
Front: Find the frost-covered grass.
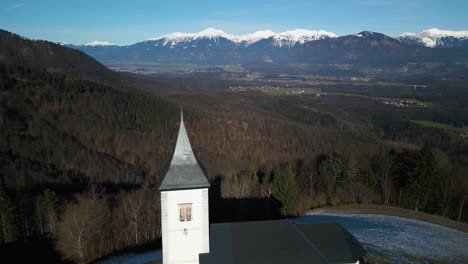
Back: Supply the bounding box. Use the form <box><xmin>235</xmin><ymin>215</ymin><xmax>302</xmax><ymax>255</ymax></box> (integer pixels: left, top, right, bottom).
<box><xmin>313</xmin><ymin>204</ymin><xmax>468</xmax><ymax>233</ymax></box>
<box><xmin>95</xmin><ymin>250</ymin><xmax>161</xmax><ymax>264</ymax></box>
<box><xmin>294</xmin><ymin>211</ymin><xmax>468</xmax><ymax>264</ymax></box>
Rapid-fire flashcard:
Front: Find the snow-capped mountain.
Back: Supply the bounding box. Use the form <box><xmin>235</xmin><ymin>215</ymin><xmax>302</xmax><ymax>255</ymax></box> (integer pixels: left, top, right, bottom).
<box><xmin>150</xmin><ymin>28</ymin><xmax>240</xmax><ymax>47</ymax></box>
<box><xmin>399</xmin><ymin>28</ymin><xmax>468</xmax><ymax>49</ymax></box>
<box><xmin>146</xmin><ymin>28</ymin><xmax>337</xmax><ymax>48</ymax></box>
<box><xmin>84</xmin><ymin>41</ymin><xmax>115</xmax><ymax>46</ymax></box>
<box><xmin>273</xmin><ymin>29</ymin><xmax>337</xmax><ymax>47</ymax></box>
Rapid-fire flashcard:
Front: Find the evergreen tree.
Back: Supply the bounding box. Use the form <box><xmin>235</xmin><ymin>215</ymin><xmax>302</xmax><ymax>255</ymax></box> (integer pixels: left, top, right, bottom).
<box><xmin>274</xmin><ymin>163</ymin><xmax>298</xmax><ymax>216</ymax></box>
<box><xmin>317</xmin><ymin>163</ymin><xmax>332</xmax><ymax>197</ymax></box>
<box><xmin>408</xmin><ymin>144</ymin><xmax>438</xmax><ymax>211</ymax></box>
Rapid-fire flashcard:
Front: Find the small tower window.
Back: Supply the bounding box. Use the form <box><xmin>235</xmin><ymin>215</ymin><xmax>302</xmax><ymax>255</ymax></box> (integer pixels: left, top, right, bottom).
<box><xmin>178</xmin><ymin>203</ymin><xmax>192</xmax><ymax>222</ymax></box>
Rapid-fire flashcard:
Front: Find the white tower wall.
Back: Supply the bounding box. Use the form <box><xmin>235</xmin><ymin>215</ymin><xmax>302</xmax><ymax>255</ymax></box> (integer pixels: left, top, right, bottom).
<box><xmin>161</xmin><ymin>188</ymin><xmax>210</xmax><ymax>264</ymax></box>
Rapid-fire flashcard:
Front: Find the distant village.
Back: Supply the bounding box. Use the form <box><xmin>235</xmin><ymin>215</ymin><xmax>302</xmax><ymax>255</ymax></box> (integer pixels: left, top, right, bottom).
<box><xmin>229</xmin><ymin>85</ymin><xmax>428</xmax><ymax>108</ymax></box>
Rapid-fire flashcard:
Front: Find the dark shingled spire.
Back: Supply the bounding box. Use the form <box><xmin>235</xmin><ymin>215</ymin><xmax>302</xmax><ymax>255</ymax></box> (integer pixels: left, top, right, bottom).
<box><xmin>159</xmin><ymin>110</ymin><xmax>210</xmax><ymax>191</ymax></box>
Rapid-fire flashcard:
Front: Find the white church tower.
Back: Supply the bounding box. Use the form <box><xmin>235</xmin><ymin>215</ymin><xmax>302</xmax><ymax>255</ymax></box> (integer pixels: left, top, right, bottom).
<box><xmin>159</xmin><ymin>111</ymin><xmax>210</xmax><ymax>264</ymax></box>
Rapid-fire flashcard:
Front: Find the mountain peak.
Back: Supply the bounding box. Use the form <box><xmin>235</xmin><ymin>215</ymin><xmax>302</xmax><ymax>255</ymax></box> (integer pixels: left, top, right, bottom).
<box><xmin>152</xmin><ymin>28</ymin><xmax>239</xmax><ymax>45</ymax></box>
<box><xmin>193</xmin><ymin>27</ymin><xmax>239</xmax><ymax>41</ymax></box>
<box><xmin>274</xmin><ymin>29</ymin><xmax>338</xmax><ymax>47</ymax></box>
<box><xmin>197</xmin><ymin>27</ymin><xmax>229</xmax><ymax>37</ymax></box>
<box><xmin>355</xmin><ymin>31</ymin><xmax>382</xmax><ymax>38</ymax></box>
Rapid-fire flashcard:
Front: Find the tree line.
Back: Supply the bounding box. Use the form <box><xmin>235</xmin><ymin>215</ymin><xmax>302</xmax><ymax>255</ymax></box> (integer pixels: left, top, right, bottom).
<box><xmin>0</xmin><ymin>184</ymin><xmax>161</xmax><ymax>263</ymax></box>
<box><xmin>219</xmin><ymin>144</ymin><xmax>468</xmax><ymax>220</ymax></box>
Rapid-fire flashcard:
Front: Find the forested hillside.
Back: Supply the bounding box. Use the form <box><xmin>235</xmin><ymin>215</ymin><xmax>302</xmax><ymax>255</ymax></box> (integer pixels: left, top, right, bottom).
<box><xmin>0</xmin><ymin>30</ymin><xmax>116</xmax><ymax>82</ymax></box>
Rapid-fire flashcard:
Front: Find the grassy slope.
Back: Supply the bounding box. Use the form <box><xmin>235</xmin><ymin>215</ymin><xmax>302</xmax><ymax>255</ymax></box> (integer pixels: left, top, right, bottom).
<box><xmin>313</xmin><ymin>204</ymin><xmax>468</xmax><ymax>264</ymax></box>
<box><xmin>411</xmin><ymin>120</ymin><xmax>468</xmax><ymax>134</ymax></box>
<box><xmin>313</xmin><ymin>203</ymin><xmax>468</xmax><ymax>233</ymax></box>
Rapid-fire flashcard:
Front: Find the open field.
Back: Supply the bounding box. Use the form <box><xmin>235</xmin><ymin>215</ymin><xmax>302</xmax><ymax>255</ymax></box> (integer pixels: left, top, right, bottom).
<box><xmin>411</xmin><ymin>120</ymin><xmax>468</xmax><ymax>134</ymax></box>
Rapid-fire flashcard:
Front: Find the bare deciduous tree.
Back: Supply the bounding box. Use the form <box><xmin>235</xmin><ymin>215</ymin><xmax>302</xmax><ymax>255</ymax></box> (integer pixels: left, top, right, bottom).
<box><xmin>221</xmin><ymin>173</ymin><xmax>252</xmax><ymax>198</ymax></box>
<box><xmin>57</xmin><ymin>194</ymin><xmax>109</xmax><ymax>263</ymax></box>
<box><xmin>36</xmin><ymin>189</ymin><xmax>61</xmax><ymax>237</ymax></box>
<box><xmin>261</xmin><ymin>166</ymin><xmax>274</xmax><ymax>198</ymax></box>
<box><xmin>121</xmin><ymin>189</ymin><xmax>145</xmax><ymax>245</ymax></box>
<box><xmin>373</xmin><ymin>152</ymin><xmax>395</xmax><ymax>205</ymax></box>
<box><xmin>459</xmin><ymin>196</ymin><xmax>466</xmax><ymax>222</ymax></box>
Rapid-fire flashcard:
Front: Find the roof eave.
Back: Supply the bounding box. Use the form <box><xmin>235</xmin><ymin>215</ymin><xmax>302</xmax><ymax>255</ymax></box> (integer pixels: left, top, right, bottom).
<box><xmin>159</xmin><ymin>183</ymin><xmax>211</xmax><ymax>192</ymax></box>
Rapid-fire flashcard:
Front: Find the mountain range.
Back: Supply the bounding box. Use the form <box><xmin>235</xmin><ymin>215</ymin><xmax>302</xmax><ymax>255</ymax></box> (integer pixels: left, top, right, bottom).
<box><xmin>399</xmin><ymin>28</ymin><xmax>468</xmax><ymax>49</ymax></box>
<box><xmin>65</xmin><ymin>28</ymin><xmax>468</xmax><ymax>66</ymax></box>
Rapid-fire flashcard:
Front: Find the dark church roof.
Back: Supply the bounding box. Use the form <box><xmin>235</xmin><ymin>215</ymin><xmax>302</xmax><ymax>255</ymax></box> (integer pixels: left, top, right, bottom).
<box><xmin>159</xmin><ymin>112</ymin><xmax>210</xmax><ymax>191</ymax></box>
<box><xmin>199</xmin><ymin>220</ymin><xmax>366</xmax><ymax>264</ymax></box>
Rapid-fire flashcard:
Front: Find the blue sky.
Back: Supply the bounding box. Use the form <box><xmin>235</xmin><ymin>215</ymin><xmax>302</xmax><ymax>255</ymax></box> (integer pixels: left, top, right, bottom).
<box><xmin>1</xmin><ymin>0</ymin><xmax>467</xmax><ymax>45</ymax></box>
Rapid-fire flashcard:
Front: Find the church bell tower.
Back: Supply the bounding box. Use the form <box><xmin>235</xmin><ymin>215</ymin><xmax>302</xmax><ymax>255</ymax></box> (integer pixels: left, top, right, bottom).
<box><xmin>159</xmin><ymin>111</ymin><xmax>210</xmax><ymax>264</ymax></box>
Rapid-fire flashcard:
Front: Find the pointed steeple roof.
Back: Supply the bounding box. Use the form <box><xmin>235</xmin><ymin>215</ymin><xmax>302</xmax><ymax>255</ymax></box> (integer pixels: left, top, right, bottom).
<box><xmin>159</xmin><ymin>111</ymin><xmax>210</xmax><ymax>191</ymax></box>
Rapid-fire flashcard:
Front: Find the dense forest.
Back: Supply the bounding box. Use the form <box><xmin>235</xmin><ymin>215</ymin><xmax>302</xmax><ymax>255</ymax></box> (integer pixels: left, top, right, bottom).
<box><xmin>0</xmin><ymin>31</ymin><xmax>467</xmax><ymax>264</ymax></box>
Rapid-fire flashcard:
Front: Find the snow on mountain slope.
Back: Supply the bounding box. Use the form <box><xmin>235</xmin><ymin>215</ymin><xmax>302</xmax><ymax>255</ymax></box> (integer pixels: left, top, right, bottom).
<box><xmin>400</xmin><ymin>28</ymin><xmax>468</xmax><ymax>48</ymax></box>
<box><xmin>239</xmin><ymin>30</ymin><xmax>276</xmax><ymax>45</ymax></box>
<box><xmin>151</xmin><ymin>28</ymin><xmax>240</xmax><ymax>46</ymax></box>
<box><xmin>355</xmin><ymin>31</ymin><xmax>383</xmax><ymax>38</ymax></box>
<box><xmin>400</xmin><ymin>33</ymin><xmax>417</xmax><ymax>38</ymax></box>
<box><xmin>148</xmin><ymin>28</ymin><xmax>337</xmax><ymax>47</ymax></box>
<box><xmin>419</xmin><ymin>28</ymin><xmax>468</xmax><ymax>39</ymax></box>
<box><xmin>273</xmin><ymin>29</ymin><xmax>338</xmax><ymax>47</ymax></box>
<box><xmin>84</xmin><ymin>41</ymin><xmax>115</xmax><ymax>46</ymax></box>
